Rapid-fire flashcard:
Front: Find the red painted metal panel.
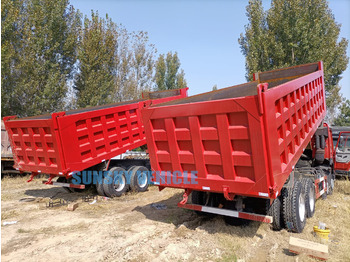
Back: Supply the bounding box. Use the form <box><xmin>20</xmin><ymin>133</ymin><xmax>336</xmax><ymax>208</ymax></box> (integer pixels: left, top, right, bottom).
<box><xmin>143</xmin><ymin>97</ymin><xmax>270</xmax><ymax>197</ymax></box>
<box><xmin>3</xmin><ymin>88</ymin><xmax>188</xmax><ymax>176</ymax></box>
<box><xmin>142</xmin><ymin>62</ymin><xmax>326</xmax><ymax>199</ymax></box>
<box><xmin>261</xmin><ymin>62</ymin><xmax>326</xmax><ymax>194</ymax></box>
<box><xmin>3</xmin><ymin>117</ymin><xmax>65</xmax><ymax>174</ymax></box>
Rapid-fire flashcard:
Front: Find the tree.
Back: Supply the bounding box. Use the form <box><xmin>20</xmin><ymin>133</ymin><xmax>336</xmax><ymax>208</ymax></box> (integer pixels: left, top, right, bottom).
<box><xmin>212</xmin><ymin>84</ymin><xmax>218</xmax><ymax>91</ymax></box>
<box><xmin>1</xmin><ymin>0</ymin><xmax>81</xmax><ymax>117</ymax></box>
<box><xmin>74</xmin><ymin>11</ymin><xmax>117</xmax><ymax>108</ymax></box>
<box><xmin>114</xmin><ymin>31</ymin><xmax>156</xmax><ymax>102</ymax></box>
<box><xmin>334</xmin><ymin>99</ymin><xmax>350</xmax><ymax>126</ymax></box>
<box><xmin>239</xmin><ymin>0</ymin><xmax>348</xmax><ymax>115</ymax></box>
<box><xmin>154</xmin><ymin>52</ymin><xmax>187</xmax><ymax>90</ymax></box>
<box><xmin>75</xmin><ymin>15</ymin><xmax>157</xmax><ymax>107</ymax></box>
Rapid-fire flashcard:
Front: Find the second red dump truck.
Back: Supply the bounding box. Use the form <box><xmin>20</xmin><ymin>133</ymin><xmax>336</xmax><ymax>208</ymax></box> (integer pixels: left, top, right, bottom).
<box><xmin>3</xmin><ymin>88</ymin><xmax>188</xmax><ymax>196</ymax></box>
<box><xmin>141</xmin><ymin>62</ymin><xmax>343</xmax><ymax>233</ymax></box>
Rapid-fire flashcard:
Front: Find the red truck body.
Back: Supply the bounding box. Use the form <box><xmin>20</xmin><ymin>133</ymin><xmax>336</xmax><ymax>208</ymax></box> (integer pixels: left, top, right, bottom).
<box><xmin>142</xmin><ymin>62</ymin><xmax>326</xmax><ymax>199</ymax></box>
<box><xmin>3</xmin><ymin>88</ymin><xmax>188</xmax><ymax>177</ymax></box>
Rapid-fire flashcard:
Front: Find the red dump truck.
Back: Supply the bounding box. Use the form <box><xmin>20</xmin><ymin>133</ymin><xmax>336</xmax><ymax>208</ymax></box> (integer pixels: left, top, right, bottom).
<box><xmin>3</xmin><ymin>88</ymin><xmax>188</xmax><ymax>196</ymax></box>
<box><xmin>141</xmin><ymin>62</ymin><xmax>339</xmax><ymax>233</ymax></box>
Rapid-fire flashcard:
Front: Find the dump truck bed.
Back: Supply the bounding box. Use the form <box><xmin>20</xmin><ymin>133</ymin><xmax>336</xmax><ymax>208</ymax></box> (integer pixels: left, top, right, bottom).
<box><xmin>142</xmin><ymin>62</ymin><xmax>325</xmax><ymax>199</ymax></box>
<box><xmin>3</xmin><ymin>88</ymin><xmax>188</xmax><ymax>176</ymax></box>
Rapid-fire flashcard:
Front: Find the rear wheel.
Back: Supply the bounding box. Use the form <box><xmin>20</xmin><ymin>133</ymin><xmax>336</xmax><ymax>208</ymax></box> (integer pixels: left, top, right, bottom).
<box><xmin>283</xmin><ymin>181</ymin><xmax>306</xmax><ymax>233</ymax></box>
<box><xmin>96</xmin><ymin>177</ymin><xmax>106</xmax><ymax>196</ymax></box>
<box><xmin>302</xmin><ymin>178</ymin><xmax>315</xmax><ymax>218</ymax></box>
<box><xmin>126</xmin><ymin>166</ymin><xmax>136</xmax><ymax>192</ymax></box>
<box><xmin>266</xmin><ymin>196</ymin><xmax>283</xmax><ymax>231</ymax></box>
<box><xmin>130</xmin><ymin>166</ymin><xmax>149</xmax><ymax>192</ymax></box>
<box><xmin>103</xmin><ymin>167</ymin><xmax>129</xmax><ymax>197</ymax></box>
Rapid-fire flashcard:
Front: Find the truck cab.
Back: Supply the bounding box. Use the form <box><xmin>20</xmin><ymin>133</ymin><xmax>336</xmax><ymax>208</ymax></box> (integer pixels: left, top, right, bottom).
<box><xmin>334</xmin><ymin>131</ymin><xmax>350</xmax><ymax>176</ymax></box>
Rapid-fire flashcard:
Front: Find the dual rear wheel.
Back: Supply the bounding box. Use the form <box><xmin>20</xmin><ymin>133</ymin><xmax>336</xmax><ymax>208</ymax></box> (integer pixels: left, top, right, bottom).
<box><xmin>268</xmin><ymin>177</ymin><xmax>315</xmax><ymax>233</ymax></box>
<box><xmin>96</xmin><ymin>165</ymin><xmax>150</xmax><ymax>197</ymax></box>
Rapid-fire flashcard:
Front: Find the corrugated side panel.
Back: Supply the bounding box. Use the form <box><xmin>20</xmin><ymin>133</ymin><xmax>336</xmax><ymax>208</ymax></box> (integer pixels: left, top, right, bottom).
<box><xmin>58</xmin><ymin>102</ymin><xmax>146</xmax><ymax>172</ymax></box>
<box><xmin>143</xmin><ymin>96</ymin><xmax>271</xmax><ymax>197</ymax></box>
<box><xmin>4</xmin><ymin>119</ymin><xmax>64</xmax><ymax>174</ymax></box>
<box><xmin>262</xmin><ymin>68</ymin><xmax>326</xmax><ymax>190</ymax></box>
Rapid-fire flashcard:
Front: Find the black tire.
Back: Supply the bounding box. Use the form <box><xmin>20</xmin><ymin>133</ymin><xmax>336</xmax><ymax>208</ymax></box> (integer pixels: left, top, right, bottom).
<box><xmin>130</xmin><ymin>166</ymin><xmax>149</xmax><ymax>192</ymax></box>
<box><xmin>103</xmin><ymin>167</ymin><xmax>129</xmax><ymax>197</ymax></box>
<box><xmin>302</xmin><ymin>178</ymin><xmax>315</xmax><ymax>218</ymax></box>
<box><xmin>126</xmin><ymin>166</ymin><xmax>136</xmax><ymax>192</ymax></box>
<box><xmin>96</xmin><ymin>177</ymin><xmax>106</xmax><ymax>196</ymax></box>
<box><xmin>57</xmin><ymin>177</ymin><xmax>74</xmax><ymax>193</ymax></box>
<box><xmin>282</xmin><ymin>181</ymin><xmax>306</xmax><ymax>233</ymax></box>
<box><xmin>266</xmin><ymin>196</ymin><xmax>283</xmax><ymax>230</ymax></box>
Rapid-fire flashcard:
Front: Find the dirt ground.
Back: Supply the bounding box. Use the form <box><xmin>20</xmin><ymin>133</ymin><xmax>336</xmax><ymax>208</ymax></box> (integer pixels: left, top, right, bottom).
<box><xmin>1</xmin><ymin>175</ymin><xmax>350</xmax><ymax>262</ymax></box>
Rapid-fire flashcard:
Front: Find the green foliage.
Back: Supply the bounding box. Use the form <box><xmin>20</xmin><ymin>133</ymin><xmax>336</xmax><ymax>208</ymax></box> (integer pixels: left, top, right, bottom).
<box><xmin>2</xmin><ymin>0</ymin><xmax>185</xmax><ymax>115</ymax></box>
<box><xmin>334</xmin><ymin>99</ymin><xmax>350</xmax><ymax>126</ymax></box>
<box><xmin>1</xmin><ymin>0</ymin><xmax>81</xmax><ymax>117</ymax></box>
<box><xmin>239</xmin><ymin>0</ymin><xmax>348</xmax><ymax>115</ymax></box>
<box><xmin>115</xmin><ymin>31</ymin><xmax>156</xmax><ymax>102</ymax></box>
<box><xmin>74</xmin><ymin>13</ymin><xmax>157</xmax><ymax>107</ymax></box>
<box><xmin>74</xmin><ymin>11</ymin><xmax>116</xmax><ymax>108</ymax></box>
<box><xmin>154</xmin><ymin>52</ymin><xmax>187</xmax><ymax>90</ymax></box>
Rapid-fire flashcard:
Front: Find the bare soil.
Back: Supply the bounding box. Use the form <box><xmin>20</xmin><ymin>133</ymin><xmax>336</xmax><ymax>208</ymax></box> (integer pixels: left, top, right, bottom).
<box><xmin>1</xmin><ymin>175</ymin><xmax>350</xmax><ymax>262</ymax></box>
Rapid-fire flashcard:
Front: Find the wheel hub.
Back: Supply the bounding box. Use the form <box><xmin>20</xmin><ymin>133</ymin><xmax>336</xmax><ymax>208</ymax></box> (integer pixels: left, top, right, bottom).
<box><xmin>138</xmin><ymin>172</ymin><xmax>148</xmax><ymax>188</ymax></box>
<box><xmin>309</xmin><ymin>187</ymin><xmax>315</xmax><ymax>212</ymax></box>
<box><xmin>114</xmin><ymin>175</ymin><xmax>126</xmax><ymax>192</ymax></box>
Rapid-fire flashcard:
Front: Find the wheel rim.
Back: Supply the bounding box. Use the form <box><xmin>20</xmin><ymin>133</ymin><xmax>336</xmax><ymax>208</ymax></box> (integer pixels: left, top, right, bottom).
<box><xmin>299</xmin><ymin>193</ymin><xmax>306</xmax><ymax>222</ymax></box>
<box><xmin>138</xmin><ymin>171</ymin><xmax>148</xmax><ymax>188</ymax></box>
<box><xmin>114</xmin><ymin>174</ymin><xmax>126</xmax><ymax>192</ymax></box>
<box><xmin>309</xmin><ymin>187</ymin><xmax>315</xmax><ymax>213</ymax></box>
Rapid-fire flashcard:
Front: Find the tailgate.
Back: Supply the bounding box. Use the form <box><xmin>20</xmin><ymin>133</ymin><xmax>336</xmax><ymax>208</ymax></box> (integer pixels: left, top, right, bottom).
<box><xmin>142</xmin><ymin>93</ymin><xmax>271</xmax><ymax>198</ymax></box>
<box><xmin>4</xmin><ymin>116</ymin><xmax>65</xmax><ymax>174</ymax></box>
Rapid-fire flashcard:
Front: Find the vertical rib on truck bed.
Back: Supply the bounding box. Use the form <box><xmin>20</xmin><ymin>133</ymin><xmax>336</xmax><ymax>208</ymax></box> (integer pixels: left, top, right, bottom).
<box><xmin>4</xmin><ymin>88</ymin><xmax>188</xmax><ymax>176</ymax></box>
<box><xmin>142</xmin><ymin>62</ymin><xmax>326</xmax><ymax>199</ymax></box>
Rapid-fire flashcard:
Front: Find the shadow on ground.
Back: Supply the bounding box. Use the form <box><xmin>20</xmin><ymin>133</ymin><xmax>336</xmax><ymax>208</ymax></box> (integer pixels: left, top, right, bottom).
<box><xmin>24</xmin><ymin>187</ymin><xmax>96</xmax><ymax>202</ymax></box>
<box><xmin>133</xmin><ymin>193</ymin><xmax>260</xmax><ymax>238</ymax></box>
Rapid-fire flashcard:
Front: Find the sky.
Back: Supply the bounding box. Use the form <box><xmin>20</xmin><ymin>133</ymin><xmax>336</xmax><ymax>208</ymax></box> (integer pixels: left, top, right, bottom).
<box><xmin>70</xmin><ymin>0</ymin><xmax>350</xmax><ymax>100</ymax></box>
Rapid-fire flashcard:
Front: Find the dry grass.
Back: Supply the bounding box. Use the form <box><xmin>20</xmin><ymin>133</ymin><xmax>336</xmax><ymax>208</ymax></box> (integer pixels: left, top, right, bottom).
<box><xmin>1</xmin><ymin>210</ymin><xmax>19</xmax><ymax>221</ymax></box>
